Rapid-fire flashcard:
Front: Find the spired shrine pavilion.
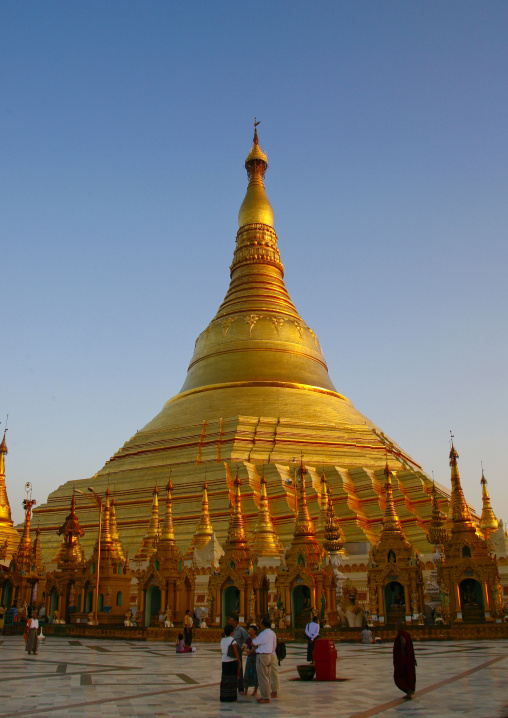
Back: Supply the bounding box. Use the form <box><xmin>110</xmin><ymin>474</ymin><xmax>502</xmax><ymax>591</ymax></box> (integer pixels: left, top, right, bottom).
<box><xmin>1</xmin><ymin>126</ymin><xmax>507</xmax><ymax>630</ymax></box>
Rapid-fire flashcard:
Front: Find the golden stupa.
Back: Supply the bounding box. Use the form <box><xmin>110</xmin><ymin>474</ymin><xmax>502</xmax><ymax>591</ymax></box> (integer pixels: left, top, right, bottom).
<box><xmin>34</xmin><ymin>124</ymin><xmax>463</xmax><ymax>560</ymax></box>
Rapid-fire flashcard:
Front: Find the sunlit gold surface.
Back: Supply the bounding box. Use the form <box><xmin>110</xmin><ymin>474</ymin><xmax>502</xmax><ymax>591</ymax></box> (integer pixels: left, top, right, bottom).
<box><xmin>33</xmin><ymin>128</ymin><xmax>470</xmax><ymax>562</ymax></box>
<box><xmin>134</xmin><ymin>485</ymin><xmax>160</xmax><ymax>562</ymax></box>
<box><xmin>0</xmin><ymin>431</ymin><xmax>20</xmax><ymax>559</ymax></box>
<box><xmin>53</xmin><ymin>494</ymin><xmax>85</xmax><ymax>566</ymax></box>
<box><xmin>251</xmin><ymin>472</ymin><xmax>284</xmax><ymax>557</ymax></box>
<box><xmin>480</xmin><ymin>471</ymin><xmax>498</xmax><ymax>539</ymax></box>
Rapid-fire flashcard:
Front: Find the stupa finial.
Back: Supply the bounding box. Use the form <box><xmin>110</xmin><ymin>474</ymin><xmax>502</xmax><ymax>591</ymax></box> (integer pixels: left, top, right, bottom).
<box><xmin>479</xmin><ymin>465</ymin><xmax>498</xmax><ymax>539</ymax></box>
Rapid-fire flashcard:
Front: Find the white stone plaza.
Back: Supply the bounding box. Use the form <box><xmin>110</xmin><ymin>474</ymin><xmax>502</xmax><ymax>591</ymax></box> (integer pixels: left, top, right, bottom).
<box><xmin>0</xmin><ymin>636</ymin><xmax>507</xmax><ymax>718</ymax></box>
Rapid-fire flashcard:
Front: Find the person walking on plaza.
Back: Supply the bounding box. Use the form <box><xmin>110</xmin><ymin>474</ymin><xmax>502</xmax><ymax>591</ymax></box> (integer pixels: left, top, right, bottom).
<box><xmin>184</xmin><ymin>609</ymin><xmax>193</xmax><ymax>646</ymax></box>
<box><xmin>220</xmin><ymin>624</ymin><xmax>241</xmax><ymax>702</ymax></box>
<box><xmin>242</xmin><ymin>623</ymin><xmax>259</xmax><ymax>696</ymax></box>
<box><xmin>305</xmin><ymin>615</ymin><xmax>320</xmax><ymax>662</ymax></box>
<box><xmin>393</xmin><ymin>621</ymin><xmax>416</xmax><ymax>700</ymax></box>
<box><xmin>25</xmin><ymin>610</ymin><xmax>39</xmax><ymax>655</ymax></box>
<box><xmin>229</xmin><ymin>615</ymin><xmax>249</xmax><ymax>694</ymax></box>
<box><xmin>252</xmin><ymin>616</ymin><xmax>279</xmax><ymax>704</ymax></box>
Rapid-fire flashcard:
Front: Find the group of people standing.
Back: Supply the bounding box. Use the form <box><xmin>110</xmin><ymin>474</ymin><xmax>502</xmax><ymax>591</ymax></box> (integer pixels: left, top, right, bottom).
<box><xmin>220</xmin><ymin>616</ymin><xmax>279</xmax><ymax>704</ymax></box>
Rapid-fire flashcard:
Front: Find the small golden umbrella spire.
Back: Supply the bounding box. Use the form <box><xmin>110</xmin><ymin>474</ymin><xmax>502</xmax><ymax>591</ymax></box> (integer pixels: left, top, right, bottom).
<box><xmin>134</xmin><ymin>484</ymin><xmax>161</xmax><ymax>561</ymax></box>
<box><xmin>381</xmin><ymin>461</ymin><xmax>402</xmax><ymax>534</ymax></box>
<box><xmin>448</xmin><ymin>441</ymin><xmax>474</xmax><ymax>529</ymax></box>
<box><xmin>285</xmin><ymin>460</ymin><xmax>323</xmax><ymax>567</ymax></box>
<box><xmin>224</xmin><ymin>468</ymin><xmax>248</xmax><ymax>551</ymax></box>
<box><xmin>110</xmin><ymin>495</ymin><xmax>126</xmax><ymax>561</ymax></box>
<box><xmin>0</xmin><ymin>426</ymin><xmax>20</xmax><ymax>557</ymax></box>
<box><xmin>160</xmin><ymin>474</ymin><xmax>176</xmax><ymax>545</ymax></box>
<box><xmin>185</xmin><ymin>478</ymin><xmax>215</xmax><ymax>558</ymax></box>
<box><xmin>251</xmin><ymin>469</ymin><xmax>284</xmax><ymax>557</ymax></box>
<box><xmin>238</xmin><ymin>119</ymin><xmax>274</xmax><ymax>228</ymax></box>
<box><xmin>323</xmin><ymin>484</ymin><xmax>346</xmax><ymax>554</ymax></box>
<box><xmin>479</xmin><ymin>469</ymin><xmax>498</xmax><ymax>539</ymax></box>
<box><xmin>54</xmin><ymin>493</ymin><xmax>85</xmax><ymax>565</ymax></box>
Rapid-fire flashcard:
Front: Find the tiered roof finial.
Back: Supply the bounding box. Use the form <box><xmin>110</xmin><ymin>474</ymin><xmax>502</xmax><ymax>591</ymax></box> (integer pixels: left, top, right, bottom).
<box><xmin>448</xmin><ymin>438</ymin><xmax>474</xmax><ymax>528</ymax></box>
<box><xmin>223</xmin><ymin>467</ymin><xmax>249</xmax><ymax>552</ymax></box>
<box><xmin>381</xmin><ymin>461</ymin><xmax>402</xmax><ymax>534</ymax></box>
<box><xmin>0</xmin><ymin>423</ymin><xmax>18</xmax><ymax>553</ymax></box>
<box><xmin>185</xmin><ymin>477</ymin><xmax>214</xmax><ymax>558</ymax></box>
<box><xmin>134</xmin><ymin>484</ymin><xmax>161</xmax><ymax>562</ymax></box>
<box><xmin>110</xmin><ymin>495</ymin><xmax>126</xmax><ymax>561</ymax></box>
<box><xmin>14</xmin><ymin>482</ymin><xmax>36</xmax><ymax>571</ymax></box>
<box><xmin>33</xmin><ymin>526</ymin><xmax>44</xmax><ymax>572</ymax></box>
<box><xmin>238</xmin><ymin>120</ymin><xmax>274</xmax><ymax>228</ymax></box>
<box><xmin>54</xmin><ymin>493</ymin><xmax>85</xmax><ymax>565</ymax></box>
<box><xmin>251</xmin><ymin>467</ymin><xmax>284</xmax><ymax>557</ymax></box>
<box><xmin>323</xmin><ymin>484</ymin><xmax>346</xmax><ymax>554</ymax></box>
<box><xmin>479</xmin><ymin>467</ymin><xmax>498</xmax><ymax>539</ymax></box>
<box><xmin>160</xmin><ymin>473</ymin><xmax>176</xmax><ymax>546</ymax></box>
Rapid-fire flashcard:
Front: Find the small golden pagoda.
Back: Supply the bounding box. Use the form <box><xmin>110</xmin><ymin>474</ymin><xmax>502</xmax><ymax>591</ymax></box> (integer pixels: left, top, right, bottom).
<box><xmin>0</xmin><ymin>430</ymin><xmax>20</xmax><ymax>564</ymax></box>
<box><xmin>110</xmin><ymin>496</ymin><xmax>126</xmax><ymax>562</ymax></box>
<box><xmin>184</xmin><ymin>480</ymin><xmax>214</xmax><ymax>561</ymax></box>
<box><xmin>479</xmin><ymin>470</ymin><xmax>498</xmax><ymax>540</ymax></box>
<box><xmin>251</xmin><ymin>471</ymin><xmax>284</xmax><ymax>559</ymax></box>
<box><xmin>208</xmin><ymin>468</ymin><xmax>255</xmax><ymax>624</ymax></box>
<box><xmin>73</xmin><ymin>487</ymin><xmax>132</xmax><ymax>625</ymax></box>
<box><xmin>367</xmin><ymin>462</ymin><xmax>424</xmax><ymax>625</ymax></box>
<box><xmin>437</xmin><ymin>442</ymin><xmax>501</xmax><ymax>623</ymax></box>
<box><xmin>136</xmin><ymin>477</ymin><xmax>195</xmax><ymax>628</ymax></box>
<box><xmin>0</xmin><ymin>483</ymin><xmax>45</xmax><ymax>610</ymax></box>
<box><xmin>45</xmin><ymin>494</ymin><xmax>85</xmax><ymax>621</ymax></box>
<box><xmin>275</xmin><ymin>462</ymin><xmax>336</xmax><ymax>628</ymax></box>
<box><xmin>134</xmin><ymin>485</ymin><xmax>160</xmax><ymax>562</ymax></box>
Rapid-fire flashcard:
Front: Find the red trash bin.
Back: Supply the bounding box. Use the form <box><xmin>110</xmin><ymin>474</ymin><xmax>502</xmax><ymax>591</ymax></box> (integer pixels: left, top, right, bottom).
<box><xmin>313</xmin><ymin>638</ymin><xmax>337</xmax><ymax>681</ymax></box>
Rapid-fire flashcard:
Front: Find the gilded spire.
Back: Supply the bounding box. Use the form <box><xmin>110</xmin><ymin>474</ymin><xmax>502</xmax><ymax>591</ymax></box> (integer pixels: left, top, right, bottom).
<box><xmin>323</xmin><ymin>485</ymin><xmax>346</xmax><ymax>553</ymax></box>
<box><xmin>0</xmin><ymin>427</ymin><xmax>19</xmax><ymax>558</ymax></box>
<box><xmin>14</xmin><ymin>484</ymin><xmax>36</xmax><ymax>572</ymax></box>
<box><xmin>238</xmin><ymin>119</ymin><xmax>274</xmax><ymax>228</ymax></box>
<box><xmin>316</xmin><ymin>470</ymin><xmax>329</xmax><ymax>541</ymax></box>
<box><xmin>285</xmin><ymin>461</ymin><xmax>322</xmax><ymax>567</ymax></box>
<box><xmin>480</xmin><ymin>469</ymin><xmax>498</xmax><ymax>539</ymax></box>
<box><xmin>94</xmin><ymin>487</ymin><xmax>125</xmax><ymax>563</ymax></box>
<box><xmin>381</xmin><ymin>462</ymin><xmax>402</xmax><ymax>534</ymax></box>
<box><xmin>448</xmin><ymin>441</ymin><xmax>474</xmax><ymax>528</ymax></box>
<box><xmin>185</xmin><ymin>478</ymin><xmax>214</xmax><ymax>558</ymax></box>
<box><xmin>427</xmin><ymin>481</ymin><xmax>449</xmax><ymax>546</ymax></box>
<box><xmin>223</xmin><ymin>468</ymin><xmax>249</xmax><ymax>553</ymax></box>
<box><xmin>134</xmin><ymin>484</ymin><xmax>161</xmax><ymax>561</ymax></box>
<box><xmin>110</xmin><ymin>496</ymin><xmax>126</xmax><ymax>561</ymax></box>
<box><xmin>251</xmin><ymin>469</ymin><xmax>284</xmax><ymax>557</ymax></box>
<box><xmin>159</xmin><ymin>475</ymin><xmax>176</xmax><ymax>546</ymax></box>
<box><xmin>54</xmin><ymin>493</ymin><xmax>85</xmax><ymax>565</ymax></box>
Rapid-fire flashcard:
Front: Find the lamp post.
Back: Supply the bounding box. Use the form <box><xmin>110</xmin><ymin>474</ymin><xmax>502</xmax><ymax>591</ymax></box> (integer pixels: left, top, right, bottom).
<box><xmin>74</xmin><ymin>487</ymin><xmax>103</xmax><ymax>626</ymax></box>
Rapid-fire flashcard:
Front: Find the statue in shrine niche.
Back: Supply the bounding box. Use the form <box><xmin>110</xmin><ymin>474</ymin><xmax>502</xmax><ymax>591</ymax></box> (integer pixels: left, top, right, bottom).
<box><xmin>164</xmin><ymin>606</ymin><xmax>173</xmax><ymax>628</ymax></box>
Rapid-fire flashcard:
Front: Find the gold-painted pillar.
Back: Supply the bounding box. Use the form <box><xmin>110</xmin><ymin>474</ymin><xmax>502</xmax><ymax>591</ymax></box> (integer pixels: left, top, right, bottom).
<box><xmin>482</xmin><ymin>582</ymin><xmax>490</xmax><ymax>612</ymax></box>
<box><xmin>80</xmin><ymin>587</ymin><xmax>85</xmax><ymax>613</ymax></box>
<box><xmin>377</xmin><ymin>585</ymin><xmax>384</xmax><ymax>621</ymax></box>
<box><xmin>161</xmin><ymin>587</ymin><xmax>167</xmax><ymax>612</ymax></box>
<box><xmin>404</xmin><ymin>584</ymin><xmax>410</xmax><ymax>617</ymax></box>
<box><xmin>57</xmin><ymin>593</ymin><xmax>63</xmax><ymax>614</ymax></box>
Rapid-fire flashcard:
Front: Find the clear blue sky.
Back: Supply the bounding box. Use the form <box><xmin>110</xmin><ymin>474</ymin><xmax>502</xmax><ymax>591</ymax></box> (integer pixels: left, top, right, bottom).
<box><xmin>2</xmin><ymin>1</ymin><xmax>507</xmax><ymax>526</ymax></box>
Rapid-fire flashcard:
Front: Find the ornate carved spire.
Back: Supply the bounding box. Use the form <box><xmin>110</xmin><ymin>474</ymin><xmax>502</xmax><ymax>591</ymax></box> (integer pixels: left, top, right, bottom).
<box><xmin>286</xmin><ymin>461</ymin><xmax>322</xmax><ymax>567</ymax></box>
<box><xmin>14</xmin><ymin>484</ymin><xmax>36</xmax><ymax>572</ymax></box>
<box><xmin>427</xmin><ymin>480</ymin><xmax>449</xmax><ymax>546</ymax></box>
<box><xmin>159</xmin><ymin>475</ymin><xmax>176</xmax><ymax>546</ymax></box>
<box><xmin>448</xmin><ymin>442</ymin><xmax>474</xmax><ymax>528</ymax></box>
<box><xmin>480</xmin><ymin>469</ymin><xmax>498</xmax><ymax>539</ymax></box>
<box><xmin>316</xmin><ymin>471</ymin><xmax>329</xmax><ymax>541</ymax></box>
<box><xmin>185</xmin><ymin>478</ymin><xmax>214</xmax><ymax>558</ymax></box>
<box><xmin>135</xmin><ymin>484</ymin><xmax>160</xmax><ymax>561</ymax></box>
<box><xmin>251</xmin><ymin>469</ymin><xmax>284</xmax><ymax>557</ymax></box>
<box><xmin>223</xmin><ymin>468</ymin><xmax>249</xmax><ymax>556</ymax></box>
<box><xmin>94</xmin><ymin>487</ymin><xmax>125</xmax><ymax>563</ymax></box>
<box><xmin>323</xmin><ymin>485</ymin><xmax>346</xmax><ymax>554</ymax></box>
<box><xmin>54</xmin><ymin>493</ymin><xmax>85</xmax><ymax>566</ymax></box>
<box><xmin>0</xmin><ymin>427</ymin><xmax>19</xmax><ymax>558</ymax></box>
<box><xmin>380</xmin><ymin>461</ymin><xmax>402</xmax><ymax>535</ymax></box>
<box><xmin>110</xmin><ymin>496</ymin><xmax>126</xmax><ymax>561</ymax></box>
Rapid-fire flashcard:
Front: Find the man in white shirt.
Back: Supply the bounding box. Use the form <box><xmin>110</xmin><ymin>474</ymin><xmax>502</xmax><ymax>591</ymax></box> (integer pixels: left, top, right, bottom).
<box><xmin>252</xmin><ymin>617</ymin><xmax>279</xmax><ymax>703</ymax></box>
<box><xmin>305</xmin><ymin>617</ymin><xmax>320</xmax><ymax>662</ymax></box>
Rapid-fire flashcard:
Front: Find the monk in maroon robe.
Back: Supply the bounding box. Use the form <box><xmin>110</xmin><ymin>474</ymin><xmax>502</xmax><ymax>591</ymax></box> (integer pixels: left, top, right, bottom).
<box><xmin>393</xmin><ymin>621</ymin><xmax>416</xmax><ymax>699</ymax></box>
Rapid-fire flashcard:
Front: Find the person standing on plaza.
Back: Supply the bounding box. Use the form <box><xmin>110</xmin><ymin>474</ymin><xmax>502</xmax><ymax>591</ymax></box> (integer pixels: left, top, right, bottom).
<box><xmin>220</xmin><ymin>624</ymin><xmax>241</xmax><ymax>702</ymax></box>
<box><xmin>242</xmin><ymin>623</ymin><xmax>259</xmax><ymax>696</ymax></box>
<box><xmin>25</xmin><ymin>610</ymin><xmax>39</xmax><ymax>655</ymax></box>
<box><xmin>393</xmin><ymin>621</ymin><xmax>416</xmax><ymax>700</ymax></box>
<box><xmin>305</xmin><ymin>616</ymin><xmax>320</xmax><ymax>662</ymax></box>
<box><xmin>229</xmin><ymin>615</ymin><xmax>249</xmax><ymax>694</ymax></box>
<box><xmin>252</xmin><ymin>616</ymin><xmax>279</xmax><ymax>704</ymax></box>
<box><xmin>184</xmin><ymin>609</ymin><xmax>193</xmax><ymax>646</ymax></box>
